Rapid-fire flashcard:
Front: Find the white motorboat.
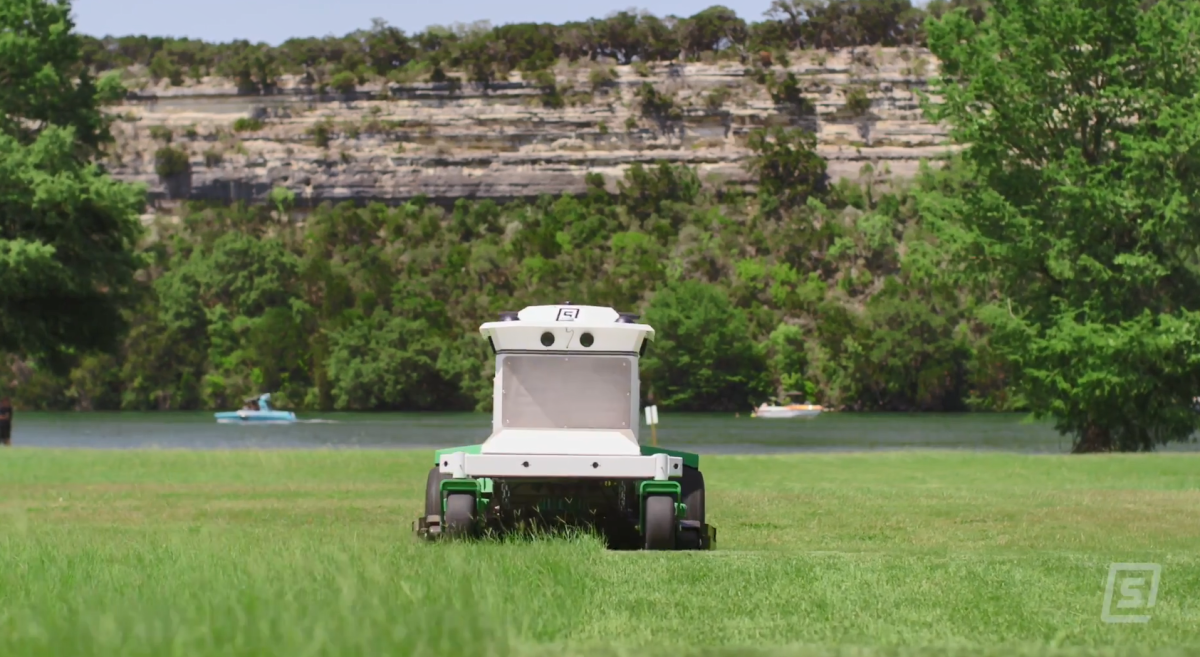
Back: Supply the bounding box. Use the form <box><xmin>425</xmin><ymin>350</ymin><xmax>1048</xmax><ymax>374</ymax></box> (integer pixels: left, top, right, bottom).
<box><xmin>751</xmin><ymin>402</ymin><xmax>824</xmax><ymax>419</ymax></box>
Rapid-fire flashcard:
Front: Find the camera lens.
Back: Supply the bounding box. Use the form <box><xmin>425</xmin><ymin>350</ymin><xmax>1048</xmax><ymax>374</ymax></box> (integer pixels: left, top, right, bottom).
<box><xmin>580</xmin><ymin>332</ymin><xmax>594</xmax><ymax>347</ymax></box>
<box><xmin>540</xmin><ymin>331</ymin><xmax>555</xmax><ymax>347</ymax></box>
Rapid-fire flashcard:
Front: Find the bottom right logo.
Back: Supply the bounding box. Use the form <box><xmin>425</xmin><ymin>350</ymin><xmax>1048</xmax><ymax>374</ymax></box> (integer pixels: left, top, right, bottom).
<box><xmin>1102</xmin><ymin>563</ymin><xmax>1161</xmax><ymax>624</ymax></box>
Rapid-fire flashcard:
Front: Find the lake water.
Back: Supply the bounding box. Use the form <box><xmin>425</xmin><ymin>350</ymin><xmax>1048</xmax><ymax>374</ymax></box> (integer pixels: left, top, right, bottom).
<box><xmin>9</xmin><ymin>411</ymin><xmax>1198</xmax><ymax>454</ymax></box>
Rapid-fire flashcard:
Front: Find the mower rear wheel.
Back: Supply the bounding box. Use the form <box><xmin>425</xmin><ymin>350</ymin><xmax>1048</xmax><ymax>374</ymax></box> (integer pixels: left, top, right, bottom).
<box><xmin>643</xmin><ymin>495</ymin><xmax>676</xmax><ymax>550</ymax></box>
<box><xmin>424</xmin><ymin>467</ymin><xmax>450</xmax><ymax>518</ymax></box>
<box><xmin>444</xmin><ymin>493</ymin><xmax>478</xmax><ymax>538</ymax></box>
<box><xmin>680</xmin><ymin>465</ymin><xmax>705</xmax><ymax>524</ymax></box>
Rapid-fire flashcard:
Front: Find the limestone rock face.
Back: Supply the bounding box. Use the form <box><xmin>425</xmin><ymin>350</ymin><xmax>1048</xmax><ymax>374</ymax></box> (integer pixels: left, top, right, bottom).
<box><xmin>105</xmin><ymin>47</ymin><xmax>956</xmax><ymax>206</ymax></box>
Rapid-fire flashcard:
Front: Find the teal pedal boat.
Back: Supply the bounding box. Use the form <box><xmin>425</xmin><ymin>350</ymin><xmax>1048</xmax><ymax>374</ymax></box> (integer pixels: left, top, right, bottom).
<box><xmin>215</xmin><ymin>393</ymin><xmax>297</xmax><ymax>423</ymax></box>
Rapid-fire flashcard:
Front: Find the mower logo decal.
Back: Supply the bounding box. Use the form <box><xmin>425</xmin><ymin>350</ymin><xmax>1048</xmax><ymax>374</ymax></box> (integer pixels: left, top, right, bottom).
<box><xmin>557</xmin><ymin>308</ymin><xmax>580</xmax><ymax>321</ymax></box>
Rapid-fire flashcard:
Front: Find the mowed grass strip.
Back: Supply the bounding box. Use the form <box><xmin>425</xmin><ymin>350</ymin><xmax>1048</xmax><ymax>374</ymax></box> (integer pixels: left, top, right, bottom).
<box><xmin>0</xmin><ymin>450</ymin><xmax>1197</xmax><ymax>657</ymax></box>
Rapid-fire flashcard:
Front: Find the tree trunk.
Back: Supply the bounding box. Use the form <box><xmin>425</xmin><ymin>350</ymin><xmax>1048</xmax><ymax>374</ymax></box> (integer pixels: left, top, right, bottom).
<box><xmin>1072</xmin><ymin>423</ymin><xmax>1113</xmax><ymax>453</ymax></box>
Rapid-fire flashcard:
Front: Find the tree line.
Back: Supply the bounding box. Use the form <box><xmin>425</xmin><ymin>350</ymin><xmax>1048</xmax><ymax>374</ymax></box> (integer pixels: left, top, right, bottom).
<box><xmin>16</xmin><ymin>151</ymin><xmax>1003</xmax><ymax>418</ymax></box>
<box><xmin>78</xmin><ymin>1</ymin><xmax>988</xmax><ymax>93</ymax></box>
<box><xmin>5</xmin><ymin>0</ymin><xmax>1200</xmax><ymax>453</ymax></box>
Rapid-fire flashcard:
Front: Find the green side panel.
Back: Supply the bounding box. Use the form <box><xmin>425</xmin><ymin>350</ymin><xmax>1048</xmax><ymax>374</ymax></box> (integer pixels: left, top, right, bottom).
<box><xmin>638</xmin><ymin>479</ymin><xmax>681</xmax><ymax>499</ymax></box>
<box><xmin>640</xmin><ymin>445</ymin><xmax>700</xmax><ymax>469</ymax></box>
<box><xmin>439</xmin><ymin>477</ymin><xmax>492</xmax><ymax>518</ymax></box>
<box><xmin>434</xmin><ymin>444</ymin><xmax>484</xmax><ymax>464</ymax></box>
<box><xmin>441</xmin><ymin>478</ymin><xmax>482</xmax><ymax>494</ymax></box>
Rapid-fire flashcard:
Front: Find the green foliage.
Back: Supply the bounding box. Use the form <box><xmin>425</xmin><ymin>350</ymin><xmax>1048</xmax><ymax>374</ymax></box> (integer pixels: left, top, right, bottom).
<box><xmin>922</xmin><ymin>0</ymin><xmax>1200</xmax><ymax>451</ymax></box>
<box><xmin>766</xmin><ymin>322</ymin><xmax>812</xmax><ymax>401</ymax></box>
<box><xmin>0</xmin><ymin>0</ymin><xmax>146</xmax><ymax>373</ymax></box>
<box><xmin>635</xmin><ymin>83</ymin><xmax>682</xmax><ymax>127</ymax></box>
<box><xmin>766</xmin><ymin>72</ymin><xmax>817</xmax><ymax>124</ymax></box>
<box><xmin>203</xmin><ymin>148</ymin><xmax>223</xmax><ymax>167</ymax></box>
<box><xmin>268</xmin><ymin>186</ymin><xmax>295</xmax><ymax>215</ymax></box>
<box><xmin>308</xmin><ymin>121</ymin><xmax>332</xmax><ymax>149</ymax></box>
<box><xmin>153</xmin><ymin>146</ymin><xmax>190</xmax><ymax>178</ymax></box>
<box><xmin>148</xmin><ymin>125</ymin><xmax>174</xmax><ymax>142</ymax></box>
<box><xmin>75</xmin><ymin>1</ymin><xmax>972</xmax><ymax>92</ymax></box>
<box><xmin>587</xmin><ymin>67</ymin><xmax>617</xmax><ymax>91</ymax></box>
<box><xmin>94</xmin><ymin>72</ymin><xmax>128</xmax><ymax>105</ymax></box>
<box><xmin>681</xmin><ymin>5</ymin><xmax>748</xmax><ymax>58</ymax></box>
<box><xmin>746</xmin><ymin>127</ymin><xmax>828</xmax><ymax>211</ymax></box>
<box><xmin>329</xmin><ymin>71</ymin><xmax>357</xmax><ymax>95</ymax></box>
<box><xmin>0</xmin><ymin>0</ymin><xmax>114</xmax><ymax>155</ymax></box>
<box><xmin>5</xmin><ymin>151</ymin><xmax>1010</xmax><ymax>413</ymax></box>
<box><xmin>704</xmin><ymin>87</ymin><xmax>731</xmax><ymax>112</ymax></box>
<box><xmin>843</xmin><ymin>87</ymin><xmax>872</xmax><ymax>117</ymax></box>
<box><xmin>528</xmin><ymin>70</ymin><xmax>566</xmax><ymax>108</ymax></box>
<box><xmin>641</xmin><ymin>280</ymin><xmax>770</xmax><ymax>411</ymax></box>
<box><xmin>232</xmin><ymin>117</ymin><xmax>264</xmax><ymax>132</ymax></box>
<box><xmin>455</xmin><ymin>33</ymin><xmax>506</xmax><ymax>91</ymax></box>
<box><xmin>149</xmin><ymin>50</ymin><xmax>183</xmax><ymax>85</ymax></box>
<box><xmin>0</xmin><ymin>127</ymin><xmax>146</xmax><ymax>372</ymax></box>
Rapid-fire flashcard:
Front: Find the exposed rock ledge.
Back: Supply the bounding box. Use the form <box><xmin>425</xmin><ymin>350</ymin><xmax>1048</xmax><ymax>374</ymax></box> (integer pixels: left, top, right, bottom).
<box><xmin>106</xmin><ymin>47</ymin><xmax>959</xmax><ymax>207</ymax></box>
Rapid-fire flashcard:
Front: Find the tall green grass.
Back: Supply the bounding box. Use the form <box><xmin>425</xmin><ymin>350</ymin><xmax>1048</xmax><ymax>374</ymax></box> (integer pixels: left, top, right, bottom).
<box><xmin>1</xmin><ymin>450</ymin><xmax>1197</xmax><ymax>656</ymax></box>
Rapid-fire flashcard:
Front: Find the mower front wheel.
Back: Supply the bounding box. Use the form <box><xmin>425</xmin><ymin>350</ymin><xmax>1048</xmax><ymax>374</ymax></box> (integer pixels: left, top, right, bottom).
<box><xmin>643</xmin><ymin>494</ymin><xmax>677</xmax><ymax>550</ymax></box>
<box><xmin>444</xmin><ymin>493</ymin><xmax>478</xmax><ymax>538</ymax></box>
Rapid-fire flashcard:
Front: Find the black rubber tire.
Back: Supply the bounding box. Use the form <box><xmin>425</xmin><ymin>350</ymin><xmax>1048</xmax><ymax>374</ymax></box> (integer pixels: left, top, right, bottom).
<box><xmin>424</xmin><ymin>467</ymin><xmax>449</xmax><ymax>518</ymax></box>
<box><xmin>680</xmin><ymin>465</ymin><xmax>705</xmax><ymax>524</ymax></box>
<box><xmin>444</xmin><ymin>493</ymin><xmax>477</xmax><ymax>537</ymax></box>
<box><xmin>643</xmin><ymin>495</ymin><xmax>676</xmax><ymax>550</ymax></box>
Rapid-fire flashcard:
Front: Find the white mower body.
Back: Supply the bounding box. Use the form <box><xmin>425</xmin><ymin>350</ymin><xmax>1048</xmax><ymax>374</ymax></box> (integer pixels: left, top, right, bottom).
<box><xmin>436</xmin><ymin>304</ymin><xmax>684</xmax><ymax>481</ymax></box>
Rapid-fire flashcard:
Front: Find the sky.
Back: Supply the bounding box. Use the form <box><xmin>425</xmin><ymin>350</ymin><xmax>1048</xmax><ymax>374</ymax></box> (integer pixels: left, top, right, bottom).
<box><xmin>70</xmin><ymin>0</ymin><xmax>782</xmax><ymax>45</ymax></box>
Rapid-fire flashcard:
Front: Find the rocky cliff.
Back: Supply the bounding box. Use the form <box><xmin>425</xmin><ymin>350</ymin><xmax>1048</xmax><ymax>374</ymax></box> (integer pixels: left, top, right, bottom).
<box><xmin>105</xmin><ymin>47</ymin><xmax>955</xmax><ymax>207</ymax></box>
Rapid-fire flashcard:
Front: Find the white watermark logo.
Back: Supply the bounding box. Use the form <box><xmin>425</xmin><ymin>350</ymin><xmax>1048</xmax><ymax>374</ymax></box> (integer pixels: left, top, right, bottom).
<box><xmin>1102</xmin><ymin>563</ymin><xmax>1161</xmax><ymax>624</ymax></box>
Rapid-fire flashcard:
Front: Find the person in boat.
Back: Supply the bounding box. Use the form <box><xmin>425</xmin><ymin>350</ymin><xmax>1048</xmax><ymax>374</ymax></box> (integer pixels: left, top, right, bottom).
<box><xmin>241</xmin><ymin>397</ymin><xmax>260</xmax><ymax>411</ymax></box>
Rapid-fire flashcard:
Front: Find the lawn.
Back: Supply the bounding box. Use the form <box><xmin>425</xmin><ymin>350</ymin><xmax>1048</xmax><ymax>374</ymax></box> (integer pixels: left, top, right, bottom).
<box><xmin>0</xmin><ymin>449</ymin><xmax>1197</xmax><ymax>656</ymax></box>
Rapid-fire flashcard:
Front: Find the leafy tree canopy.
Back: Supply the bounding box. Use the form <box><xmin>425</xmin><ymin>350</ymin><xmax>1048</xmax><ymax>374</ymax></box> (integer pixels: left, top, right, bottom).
<box><xmin>0</xmin><ymin>0</ymin><xmax>145</xmax><ymax>373</ymax></box>
<box><xmin>922</xmin><ymin>0</ymin><xmax>1200</xmax><ymax>451</ymax></box>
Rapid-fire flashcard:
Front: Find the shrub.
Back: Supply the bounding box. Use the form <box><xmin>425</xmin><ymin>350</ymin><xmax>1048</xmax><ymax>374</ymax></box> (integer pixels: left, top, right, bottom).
<box><xmin>844</xmin><ymin>87</ymin><xmax>872</xmax><ymax>117</ymax></box>
<box><xmin>330</xmin><ymin>71</ymin><xmax>357</xmax><ymax>95</ymax></box>
<box><xmin>203</xmin><ymin>149</ymin><xmax>223</xmax><ymax>167</ymax></box>
<box><xmin>154</xmin><ymin>146</ymin><xmax>191</xmax><ymax>179</ymax></box>
<box><xmin>588</xmin><ymin>67</ymin><xmax>618</xmax><ymax>91</ymax></box>
<box><xmin>148</xmin><ymin>125</ymin><xmax>173</xmax><ymax>143</ymax></box>
<box><xmin>309</xmin><ymin>121</ymin><xmax>333</xmax><ymax>148</ymax></box>
<box><xmin>636</xmin><ymin>83</ymin><xmax>682</xmax><ymax>123</ymax></box>
<box><xmin>704</xmin><ymin>87</ymin><xmax>731</xmax><ymax>112</ymax></box>
<box><xmin>233</xmin><ymin>117</ymin><xmax>264</xmax><ymax>132</ymax></box>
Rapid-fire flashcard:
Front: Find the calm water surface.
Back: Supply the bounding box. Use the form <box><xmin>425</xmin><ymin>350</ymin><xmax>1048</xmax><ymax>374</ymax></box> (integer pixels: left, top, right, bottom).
<box><xmin>10</xmin><ymin>411</ymin><xmax>1198</xmax><ymax>454</ymax></box>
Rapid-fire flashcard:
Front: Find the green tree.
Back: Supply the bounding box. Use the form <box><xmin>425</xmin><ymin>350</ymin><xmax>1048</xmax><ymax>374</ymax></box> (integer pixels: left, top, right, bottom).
<box><xmin>0</xmin><ymin>0</ymin><xmax>116</xmax><ymax>154</ymax></box>
<box><xmin>923</xmin><ymin>0</ymin><xmax>1200</xmax><ymax>451</ymax></box>
<box><xmin>747</xmin><ymin>126</ymin><xmax>829</xmax><ymax>212</ymax></box>
<box><xmin>641</xmin><ymin>280</ymin><xmax>769</xmax><ymax>411</ymax></box>
<box><xmin>329</xmin><ymin>71</ymin><xmax>357</xmax><ymax>95</ymax></box>
<box><xmin>681</xmin><ymin>6</ymin><xmax>748</xmax><ymax>60</ymax></box>
<box><xmin>0</xmin><ymin>0</ymin><xmax>146</xmax><ymax>372</ymax></box>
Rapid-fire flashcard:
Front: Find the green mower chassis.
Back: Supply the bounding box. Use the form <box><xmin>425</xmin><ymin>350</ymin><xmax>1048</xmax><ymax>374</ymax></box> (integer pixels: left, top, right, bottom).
<box><xmin>414</xmin><ymin>447</ymin><xmax>716</xmax><ymax>551</ymax></box>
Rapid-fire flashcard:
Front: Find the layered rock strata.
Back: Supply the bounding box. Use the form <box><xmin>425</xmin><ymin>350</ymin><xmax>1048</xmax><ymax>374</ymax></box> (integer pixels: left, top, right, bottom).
<box><xmin>105</xmin><ymin>47</ymin><xmax>956</xmax><ymax>206</ymax></box>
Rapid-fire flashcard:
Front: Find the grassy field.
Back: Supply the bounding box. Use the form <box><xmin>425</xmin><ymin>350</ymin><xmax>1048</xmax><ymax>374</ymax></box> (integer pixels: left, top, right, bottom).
<box><xmin>0</xmin><ymin>449</ymin><xmax>1197</xmax><ymax>657</ymax></box>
